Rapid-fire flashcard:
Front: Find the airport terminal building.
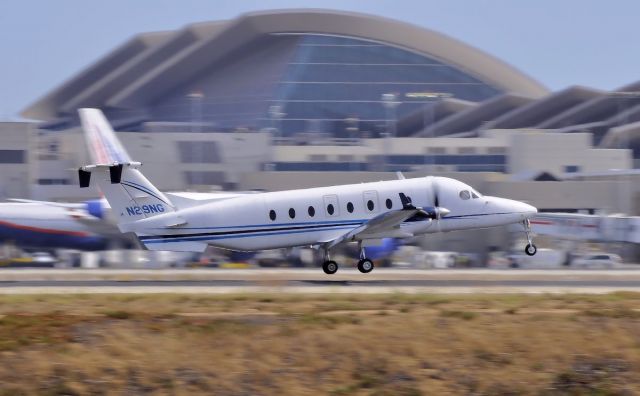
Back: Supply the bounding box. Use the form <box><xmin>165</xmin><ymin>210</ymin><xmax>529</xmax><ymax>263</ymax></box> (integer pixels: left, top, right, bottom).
<box><xmin>2</xmin><ymin>9</ymin><xmax>639</xmax><ymax>226</ymax></box>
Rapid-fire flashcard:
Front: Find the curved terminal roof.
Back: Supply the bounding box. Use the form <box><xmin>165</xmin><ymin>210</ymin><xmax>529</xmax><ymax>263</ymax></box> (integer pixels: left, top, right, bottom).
<box><xmin>417</xmin><ymin>93</ymin><xmax>535</xmax><ymax>137</ymax></box>
<box><xmin>396</xmin><ymin>98</ymin><xmax>476</xmax><ymax>137</ymax></box>
<box><xmin>538</xmin><ymin>81</ymin><xmax>640</xmax><ymax>129</ymax></box>
<box><xmin>22</xmin><ymin>9</ymin><xmax>548</xmax><ymax>120</ymax></box>
<box><xmin>481</xmin><ymin>86</ymin><xmax>603</xmax><ymax>130</ymax></box>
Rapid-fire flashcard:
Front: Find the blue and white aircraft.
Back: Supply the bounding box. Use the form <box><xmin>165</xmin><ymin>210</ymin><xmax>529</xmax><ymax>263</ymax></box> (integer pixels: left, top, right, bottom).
<box><xmin>77</xmin><ymin>109</ymin><xmax>538</xmax><ymax>274</ymax></box>
<box><xmin>0</xmin><ymin>199</ymin><xmax>112</xmax><ymax>250</ymax></box>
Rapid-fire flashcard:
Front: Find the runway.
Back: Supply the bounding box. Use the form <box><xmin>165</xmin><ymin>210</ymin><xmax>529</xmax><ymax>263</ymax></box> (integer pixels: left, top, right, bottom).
<box><xmin>0</xmin><ymin>268</ymin><xmax>640</xmax><ymax>294</ymax></box>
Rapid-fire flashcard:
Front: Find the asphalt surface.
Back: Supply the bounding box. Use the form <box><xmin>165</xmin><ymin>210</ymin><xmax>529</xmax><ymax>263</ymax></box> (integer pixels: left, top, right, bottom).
<box><xmin>0</xmin><ymin>268</ymin><xmax>640</xmax><ymax>293</ymax></box>
<box><xmin>3</xmin><ymin>279</ymin><xmax>640</xmax><ymax>288</ymax></box>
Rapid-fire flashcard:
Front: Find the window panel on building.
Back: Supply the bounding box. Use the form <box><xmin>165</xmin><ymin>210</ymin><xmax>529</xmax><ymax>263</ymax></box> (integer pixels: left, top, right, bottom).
<box><xmin>0</xmin><ymin>150</ymin><xmax>25</xmax><ymax>164</ymax></box>
<box><xmin>183</xmin><ymin>171</ymin><xmax>226</xmax><ymax>185</ymax></box>
<box><xmin>177</xmin><ymin>141</ymin><xmax>222</xmax><ymax>163</ymax></box>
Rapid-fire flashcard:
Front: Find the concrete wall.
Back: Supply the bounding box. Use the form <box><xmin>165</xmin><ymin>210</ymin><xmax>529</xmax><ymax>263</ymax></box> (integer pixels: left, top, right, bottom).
<box><xmin>503</xmin><ymin>130</ymin><xmax>631</xmax><ymax>176</ymax></box>
<box><xmin>0</xmin><ymin>123</ymin><xmax>32</xmax><ymax>200</ymax></box>
<box><xmin>487</xmin><ymin>180</ymin><xmax>624</xmax><ymax>212</ymax></box>
<box><xmin>28</xmin><ymin>129</ymin><xmax>270</xmax><ymax>200</ymax></box>
<box><xmin>238</xmin><ymin>171</ymin><xmax>496</xmax><ymax>192</ymax></box>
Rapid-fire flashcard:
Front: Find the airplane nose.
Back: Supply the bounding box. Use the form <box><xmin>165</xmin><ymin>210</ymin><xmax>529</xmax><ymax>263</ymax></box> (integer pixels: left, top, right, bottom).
<box><xmin>516</xmin><ymin>201</ymin><xmax>537</xmax><ymax>218</ymax></box>
<box><xmin>488</xmin><ymin>197</ymin><xmax>537</xmax><ymax>217</ymax></box>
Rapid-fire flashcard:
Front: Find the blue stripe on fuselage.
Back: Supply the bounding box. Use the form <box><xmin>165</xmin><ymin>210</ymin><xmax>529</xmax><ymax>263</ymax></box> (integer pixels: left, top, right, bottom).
<box><xmin>141</xmin><ymin>225</ymin><xmax>357</xmax><ymax>244</ymax></box>
<box><xmin>140</xmin><ymin>211</ymin><xmax>524</xmax><ymax>245</ymax></box>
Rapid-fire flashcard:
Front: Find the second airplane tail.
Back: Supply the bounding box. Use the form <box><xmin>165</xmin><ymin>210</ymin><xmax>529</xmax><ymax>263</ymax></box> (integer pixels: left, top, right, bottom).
<box><xmin>77</xmin><ymin>109</ymin><xmax>177</xmax><ymax>228</ymax></box>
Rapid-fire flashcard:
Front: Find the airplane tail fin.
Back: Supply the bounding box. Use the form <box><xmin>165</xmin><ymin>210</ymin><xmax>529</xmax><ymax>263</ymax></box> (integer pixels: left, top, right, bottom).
<box><xmin>77</xmin><ymin>109</ymin><xmax>177</xmax><ymax>228</ymax></box>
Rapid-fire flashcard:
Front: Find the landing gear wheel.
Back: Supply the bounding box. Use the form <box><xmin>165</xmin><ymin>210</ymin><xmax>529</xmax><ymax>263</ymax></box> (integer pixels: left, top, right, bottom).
<box><xmin>357</xmin><ymin>258</ymin><xmax>374</xmax><ymax>274</ymax></box>
<box><xmin>525</xmin><ymin>243</ymin><xmax>537</xmax><ymax>256</ymax></box>
<box><xmin>322</xmin><ymin>260</ymin><xmax>339</xmax><ymax>275</ymax></box>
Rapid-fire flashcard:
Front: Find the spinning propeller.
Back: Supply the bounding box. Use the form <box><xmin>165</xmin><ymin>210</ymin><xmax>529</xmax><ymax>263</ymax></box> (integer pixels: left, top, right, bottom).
<box><xmin>399</xmin><ymin>177</ymin><xmax>450</xmax><ymax>229</ymax></box>
<box><xmin>429</xmin><ymin>176</ymin><xmax>450</xmax><ymax>220</ymax></box>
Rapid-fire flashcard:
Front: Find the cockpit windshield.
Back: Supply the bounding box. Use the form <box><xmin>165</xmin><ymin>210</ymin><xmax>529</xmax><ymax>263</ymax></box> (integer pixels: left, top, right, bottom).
<box><xmin>459</xmin><ymin>189</ymin><xmax>482</xmax><ymax>200</ymax></box>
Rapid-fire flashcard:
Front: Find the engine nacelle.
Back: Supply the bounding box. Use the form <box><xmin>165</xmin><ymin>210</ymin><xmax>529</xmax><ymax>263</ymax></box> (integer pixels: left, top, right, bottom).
<box><xmin>86</xmin><ymin>199</ymin><xmax>105</xmax><ymax>219</ymax></box>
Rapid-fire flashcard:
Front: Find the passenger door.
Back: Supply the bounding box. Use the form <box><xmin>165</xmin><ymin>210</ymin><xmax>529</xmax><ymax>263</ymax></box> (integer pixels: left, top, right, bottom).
<box><xmin>323</xmin><ymin>195</ymin><xmax>340</xmax><ymax>217</ymax></box>
<box><xmin>362</xmin><ymin>190</ymin><xmax>380</xmax><ymax>214</ymax></box>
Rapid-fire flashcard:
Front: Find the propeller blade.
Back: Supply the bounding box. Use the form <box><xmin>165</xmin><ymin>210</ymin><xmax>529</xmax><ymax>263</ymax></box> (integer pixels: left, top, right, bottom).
<box><xmin>431</xmin><ymin>177</ymin><xmax>440</xmax><ymax>208</ymax></box>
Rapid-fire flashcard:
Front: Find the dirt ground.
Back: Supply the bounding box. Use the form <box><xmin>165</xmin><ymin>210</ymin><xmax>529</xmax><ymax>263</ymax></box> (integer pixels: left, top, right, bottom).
<box><xmin>0</xmin><ymin>293</ymin><xmax>640</xmax><ymax>395</ymax></box>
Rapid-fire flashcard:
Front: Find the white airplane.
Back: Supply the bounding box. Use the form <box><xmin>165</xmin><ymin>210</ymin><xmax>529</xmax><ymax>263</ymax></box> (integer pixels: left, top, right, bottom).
<box><xmin>76</xmin><ymin>108</ymin><xmax>538</xmax><ymax>274</ymax></box>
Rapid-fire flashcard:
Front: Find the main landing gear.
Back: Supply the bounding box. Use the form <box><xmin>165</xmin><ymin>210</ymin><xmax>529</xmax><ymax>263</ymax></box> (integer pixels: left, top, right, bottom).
<box><xmin>321</xmin><ymin>245</ymin><xmax>375</xmax><ymax>275</ymax></box>
<box><xmin>321</xmin><ymin>248</ymin><xmax>339</xmax><ymax>275</ymax></box>
<box><xmin>322</xmin><ymin>260</ymin><xmax>339</xmax><ymax>275</ymax></box>
<box><xmin>523</xmin><ymin>219</ymin><xmax>537</xmax><ymax>256</ymax></box>
<box><xmin>356</xmin><ymin>244</ymin><xmax>374</xmax><ymax>274</ymax></box>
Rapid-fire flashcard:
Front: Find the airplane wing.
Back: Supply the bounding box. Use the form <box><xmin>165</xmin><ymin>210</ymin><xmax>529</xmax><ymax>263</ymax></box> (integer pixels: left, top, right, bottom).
<box><xmin>323</xmin><ymin>192</ymin><xmax>449</xmax><ymax>249</ymax></box>
<box><xmin>324</xmin><ymin>209</ymin><xmax>420</xmax><ymax>249</ymax></box>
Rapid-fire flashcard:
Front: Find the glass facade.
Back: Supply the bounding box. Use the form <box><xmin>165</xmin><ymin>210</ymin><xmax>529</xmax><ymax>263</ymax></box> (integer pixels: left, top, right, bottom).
<box><xmin>271</xmin><ymin>35</ymin><xmax>502</xmax><ymax>137</ymax></box>
<box><xmin>148</xmin><ymin>33</ymin><xmax>504</xmax><ymax>138</ymax></box>
<box><xmin>387</xmin><ymin>153</ymin><xmax>507</xmax><ymax>172</ymax></box>
<box><xmin>270</xmin><ymin>154</ymin><xmax>506</xmax><ymax>173</ymax></box>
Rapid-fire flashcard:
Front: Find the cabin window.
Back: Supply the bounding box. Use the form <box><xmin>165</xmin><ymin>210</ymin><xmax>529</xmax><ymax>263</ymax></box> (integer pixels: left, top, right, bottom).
<box><xmin>289</xmin><ymin>208</ymin><xmax>296</xmax><ymax>219</ymax></box>
<box><xmin>367</xmin><ymin>200</ymin><xmax>375</xmax><ymax>211</ymax></box>
<box><xmin>347</xmin><ymin>202</ymin><xmax>354</xmax><ymax>213</ymax></box>
<box><xmin>308</xmin><ymin>206</ymin><xmax>315</xmax><ymax>217</ymax></box>
<box><xmin>459</xmin><ymin>190</ymin><xmax>471</xmax><ymax>200</ymax></box>
<box><xmin>327</xmin><ymin>204</ymin><xmax>335</xmax><ymax>215</ymax></box>
<box><xmin>269</xmin><ymin>210</ymin><xmax>276</xmax><ymax>221</ymax></box>
<box><xmin>471</xmin><ymin>192</ymin><xmax>479</xmax><ymax>199</ymax></box>
<box><xmin>385</xmin><ymin>198</ymin><xmax>393</xmax><ymax>209</ymax></box>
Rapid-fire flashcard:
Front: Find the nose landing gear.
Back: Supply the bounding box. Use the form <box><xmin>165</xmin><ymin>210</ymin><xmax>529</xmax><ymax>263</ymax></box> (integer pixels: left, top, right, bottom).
<box><xmin>523</xmin><ymin>219</ymin><xmax>537</xmax><ymax>256</ymax></box>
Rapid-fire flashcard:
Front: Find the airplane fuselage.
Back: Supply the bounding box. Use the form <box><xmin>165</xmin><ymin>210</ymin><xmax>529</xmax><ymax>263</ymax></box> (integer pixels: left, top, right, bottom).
<box><xmin>136</xmin><ymin>177</ymin><xmax>536</xmax><ymax>252</ymax></box>
<box><xmin>0</xmin><ymin>203</ymin><xmax>106</xmax><ymax>250</ymax></box>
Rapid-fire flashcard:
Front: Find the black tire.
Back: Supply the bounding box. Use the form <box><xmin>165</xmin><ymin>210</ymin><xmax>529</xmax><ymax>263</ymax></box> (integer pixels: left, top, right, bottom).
<box><xmin>357</xmin><ymin>258</ymin><xmax>374</xmax><ymax>273</ymax></box>
<box><xmin>525</xmin><ymin>243</ymin><xmax>537</xmax><ymax>256</ymax></box>
<box><xmin>322</xmin><ymin>260</ymin><xmax>338</xmax><ymax>275</ymax></box>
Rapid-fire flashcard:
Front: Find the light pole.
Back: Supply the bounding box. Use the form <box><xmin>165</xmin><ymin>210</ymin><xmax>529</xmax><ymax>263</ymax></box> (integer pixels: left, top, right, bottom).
<box><xmin>405</xmin><ymin>92</ymin><xmax>453</xmax><ymax>171</ymax></box>
<box><xmin>382</xmin><ymin>93</ymin><xmax>400</xmax><ymax>172</ymax></box>
<box><xmin>187</xmin><ymin>91</ymin><xmax>204</xmax><ymax>133</ymax></box>
<box><xmin>267</xmin><ymin>104</ymin><xmax>286</xmax><ymax>171</ymax></box>
<box><xmin>268</xmin><ymin>104</ymin><xmax>285</xmax><ymax>141</ymax></box>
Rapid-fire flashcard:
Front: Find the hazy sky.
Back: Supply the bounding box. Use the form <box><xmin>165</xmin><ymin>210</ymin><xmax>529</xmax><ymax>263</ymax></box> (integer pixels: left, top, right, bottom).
<box><xmin>1</xmin><ymin>0</ymin><xmax>638</xmax><ymax>119</ymax></box>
